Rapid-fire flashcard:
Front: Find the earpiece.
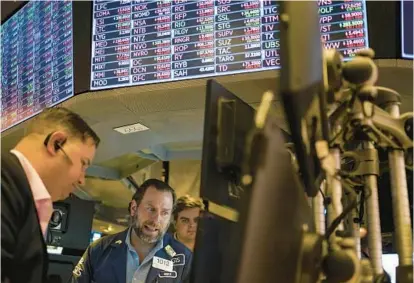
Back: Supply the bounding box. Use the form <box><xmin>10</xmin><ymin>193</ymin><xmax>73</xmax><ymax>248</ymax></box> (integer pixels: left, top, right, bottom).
<box><xmin>43</xmin><ymin>132</ymin><xmax>67</xmax><ymax>152</ymax></box>
<box><xmin>43</xmin><ymin>133</ymin><xmax>52</xmax><ymax>147</ymax></box>
<box><xmin>54</xmin><ymin>141</ymin><xmax>61</xmax><ymax>151</ymax></box>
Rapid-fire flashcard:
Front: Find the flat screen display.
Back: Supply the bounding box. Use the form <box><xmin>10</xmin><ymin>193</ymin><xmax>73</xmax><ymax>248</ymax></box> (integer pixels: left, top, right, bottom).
<box><xmin>401</xmin><ymin>0</ymin><xmax>413</xmax><ymax>59</ymax></box>
<box><xmin>90</xmin><ymin>231</ymin><xmax>102</xmax><ymax>242</ymax></box>
<box><xmin>90</xmin><ymin>0</ymin><xmax>369</xmax><ymax>90</ymax></box>
<box><xmin>382</xmin><ymin>254</ymin><xmax>398</xmax><ymax>283</ymax></box>
<box><xmin>1</xmin><ymin>1</ymin><xmax>74</xmax><ymax>132</ymax></box>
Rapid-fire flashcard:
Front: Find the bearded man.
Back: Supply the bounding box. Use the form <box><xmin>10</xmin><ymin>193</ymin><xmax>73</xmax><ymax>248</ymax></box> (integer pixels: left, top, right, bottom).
<box><xmin>71</xmin><ymin>179</ymin><xmax>192</xmax><ymax>283</ymax></box>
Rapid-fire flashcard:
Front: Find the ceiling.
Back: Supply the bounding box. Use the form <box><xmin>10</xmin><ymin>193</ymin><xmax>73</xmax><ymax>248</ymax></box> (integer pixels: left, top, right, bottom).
<box><xmin>1</xmin><ymin>59</ymin><xmax>413</xmax><ymax>234</ymax></box>
<box><xmin>1</xmin><ymin>69</ymin><xmax>286</xmax><ymax>161</ymax></box>
<box><xmin>1</xmin><ymin>1</ymin><xmax>25</xmax><ymax>24</ymax></box>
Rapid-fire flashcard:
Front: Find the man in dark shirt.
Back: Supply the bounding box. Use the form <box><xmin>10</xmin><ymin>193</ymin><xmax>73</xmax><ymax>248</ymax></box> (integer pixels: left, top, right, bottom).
<box><xmin>71</xmin><ymin>179</ymin><xmax>192</xmax><ymax>283</ymax></box>
<box><xmin>2</xmin><ymin>107</ymin><xmax>100</xmax><ymax>283</ymax></box>
<box><xmin>172</xmin><ymin>195</ymin><xmax>204</xmax><ymax>251</ymax></box>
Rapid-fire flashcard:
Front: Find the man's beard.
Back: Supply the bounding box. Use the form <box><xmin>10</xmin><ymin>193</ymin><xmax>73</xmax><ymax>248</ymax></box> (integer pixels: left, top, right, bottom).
<box><xmin>132</xmin><ymin>217</ymin><xmax>166</xmax><ymax>244</ymax></box>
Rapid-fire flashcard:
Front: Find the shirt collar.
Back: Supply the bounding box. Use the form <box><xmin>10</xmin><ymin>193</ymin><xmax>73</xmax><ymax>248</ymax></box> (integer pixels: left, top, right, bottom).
<box><xmin>10</xmin><ymin>149</ymin><xmax>51</xmax><ymax>201</ymax></box>
<box><xmin>126</xmin><ymin>227</ymin><xmax>135</xmax><ymax>252</ymax></box>
<box><xmin>125</xmin><ymin>226</ymin><xmax>164</xmax><ymax>254</ymax></box>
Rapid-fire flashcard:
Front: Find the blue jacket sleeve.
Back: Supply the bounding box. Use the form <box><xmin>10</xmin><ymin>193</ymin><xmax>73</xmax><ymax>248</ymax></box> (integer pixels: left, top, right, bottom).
<box><xmin>71</xmin><ymin>245</ymin><xmax>94</xmax><ymax>283</ymax></box>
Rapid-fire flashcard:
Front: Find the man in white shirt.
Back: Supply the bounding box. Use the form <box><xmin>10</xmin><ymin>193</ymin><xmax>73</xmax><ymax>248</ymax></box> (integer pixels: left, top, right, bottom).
<box><xmin>1</xmin><ymin>107</ymin><xmax>100</xmax><ymax>283</ymax></box>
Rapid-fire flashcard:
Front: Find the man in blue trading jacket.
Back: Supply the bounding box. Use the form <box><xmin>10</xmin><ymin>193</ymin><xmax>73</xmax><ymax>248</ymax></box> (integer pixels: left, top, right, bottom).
<box><xmin>71</xmin><ymin>179</ymin><xmax>192</xmax><ymax>283</ymax></box>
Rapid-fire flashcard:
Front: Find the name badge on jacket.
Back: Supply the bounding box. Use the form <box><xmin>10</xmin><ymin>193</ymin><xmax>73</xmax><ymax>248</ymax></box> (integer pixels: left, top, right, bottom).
<box><xmin>152</xmin><ymin>256</ymin><xmax>173</xmax><ymax>272</ymax></box>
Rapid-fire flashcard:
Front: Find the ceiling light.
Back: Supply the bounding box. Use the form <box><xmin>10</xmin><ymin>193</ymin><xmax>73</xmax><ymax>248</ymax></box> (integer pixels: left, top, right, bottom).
<box><xmin>113</xmin><ymin>122</ymin><xmax>149</xmax><ymax>134</ymax></box>
<box><xmin>102</xmin><ymin>225</ymin><xmax>113</xmax><ymax>233</ymax></box>
<box><xmin>116</xmin><ymin>218</ymin><xmax>129</xmax><ymax>223</ymax></box>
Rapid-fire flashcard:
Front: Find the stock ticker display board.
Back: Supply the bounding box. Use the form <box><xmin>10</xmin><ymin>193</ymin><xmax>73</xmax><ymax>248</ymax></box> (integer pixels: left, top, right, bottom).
<box><xmin>401</xmin><ymin>0</ymin><xmax>413</xmax><ymax>59</ymax></box>
<box><xmin>90</xmin><ymin>0</ymin><xmax>369</xmax><ymax>90</ymax></box>
<box><xmin>1</xmin><ymin>1</ymin><xmax>73</xmax><ymax>132</ymax></box>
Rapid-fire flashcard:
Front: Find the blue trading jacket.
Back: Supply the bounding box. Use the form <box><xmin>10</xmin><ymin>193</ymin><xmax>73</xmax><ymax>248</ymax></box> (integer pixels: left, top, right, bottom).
<box><xmin>71</xmin><ymin>229</ymin><xmax>192</xmax><ymax>283</ymax></box>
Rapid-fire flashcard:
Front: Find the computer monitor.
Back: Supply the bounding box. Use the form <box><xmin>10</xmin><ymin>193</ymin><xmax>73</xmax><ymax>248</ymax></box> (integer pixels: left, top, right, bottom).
<box><xmin>199</xmin><ymin>79</ymin><xmax>256</xmax><ymax>210</ymax></box>
<box><xmin>236</xmin><ymin>3</ymin><xmax>324</xmax><ymax>282</ymax></box>
<box><xmin>382</xmin><ymin>253</ymin><xmax>399</xmax><ymax>283</ymax></box>
<box><xmin>193</xmin><ymin>77</ymin><xmax>314</xmax><ymax>282</ymax></box>
<box><xmin>401</xmin><ymin>0</ymin><xmax>414</xmax><ymax>59</ymax></box>
<box><xmin>47</xmin><ymin>196</ymin><xmax>95</xmax><ymax>252</ymax></box>
<box><xmin>48</xmin><ymin>254</ymin><xmax>81</xmax><ymax>283</ymax></box>
<box><xmin>193</xmin><ymin>79</ymin><xmax>255</xmax><ymax>283</ymax></box>
<box><xmin>90</xmin><ymin>231</ymin><xmax>102</xmax><ymax>243</ymax></box>
<box><xmin>193</xmin><ymin>79</ymin><xmax>297</xmax><ymax>283</ymax></box>
<box><xmin>198</xmin><ymin>2</ymin><xmax>321</xmax><ymax>283</ymax></box>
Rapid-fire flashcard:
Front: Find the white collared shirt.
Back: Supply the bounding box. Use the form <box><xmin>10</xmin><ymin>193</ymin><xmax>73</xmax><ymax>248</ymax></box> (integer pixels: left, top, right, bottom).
<box><xmin>10</xmin><ymin>149</ymin><xmax>53</xmax><ymax>239</ymax></box>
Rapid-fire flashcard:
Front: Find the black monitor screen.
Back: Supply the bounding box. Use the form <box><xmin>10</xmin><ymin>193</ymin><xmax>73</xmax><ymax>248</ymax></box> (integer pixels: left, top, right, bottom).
<box><xmin>90</xmin><ymin>0</ymin><xmax>369</xmax><ymax>90</ymax></box>
<box><xmin>1</xmin><ymin>0</ymin><xmax>74</xmax><ymax>132</ymax></box>
<box><xmin>401</xmin><ymin>0</ymin><xmax>413</xmax><ymax>59</ymax></box>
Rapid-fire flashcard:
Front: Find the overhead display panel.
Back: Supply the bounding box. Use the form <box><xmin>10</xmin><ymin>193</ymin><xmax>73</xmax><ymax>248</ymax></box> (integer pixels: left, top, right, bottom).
<box><xmin>90</xmin><ymin>0</ymin><xmax>369</xmax><ymax>90</ymax></box>
<box><xmin>1</xmin><ymin>0</ymin><xmax>74</xmax><ymax>132</ymax></box>
<box><xmin>401</xmin><ymin>0</ymin><xmax>413</xmax><ymax>59</ymax></box>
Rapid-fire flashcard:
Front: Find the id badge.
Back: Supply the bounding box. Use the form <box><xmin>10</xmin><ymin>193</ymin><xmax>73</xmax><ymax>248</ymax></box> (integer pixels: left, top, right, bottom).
<box><xmin>152</xmin><ymin>256</ymin><xmax>173</xmax><ymax>272</ymax></box>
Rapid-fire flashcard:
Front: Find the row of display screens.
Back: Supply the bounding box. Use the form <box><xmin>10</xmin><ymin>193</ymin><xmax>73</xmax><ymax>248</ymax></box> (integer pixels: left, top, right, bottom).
<box><xmin>401</xmin><ymin>0</ymin><xmax>413</xmax><ymax>59</ymax></box>
<box><xmin>0</xmin><ymin>0</ymin><xmax>412</xmax><ymax>132</ymax></box>
<box><xmin>90</xmin><ymin>0</ymin><xmax>370</xmax><ymax>90</ymax></box>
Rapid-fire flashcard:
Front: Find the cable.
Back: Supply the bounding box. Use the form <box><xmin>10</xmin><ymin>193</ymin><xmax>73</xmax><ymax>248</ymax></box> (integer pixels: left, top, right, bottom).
<box><xmin>325</xmin><ymin>179</ymin><xmax>358</xmax><ymax>239</ymax></box>
<box><xmin>342</xmin><ymin>92</ymin><xmax>359</xmax><ymax>144</ymax></box>
<box><xmin>329</xmin><ymin>126</ymin><xmax>345</xmax><ymax>145</ymax></box>
<box><xmin>319</xmin><ymin>188</ymin><xmax>326</xmax><ymax>201</ymax></box>
<box><xmin>358</xmin><ymin>190</ymin><xmax>365</xmax><ymax>224</ymax></box>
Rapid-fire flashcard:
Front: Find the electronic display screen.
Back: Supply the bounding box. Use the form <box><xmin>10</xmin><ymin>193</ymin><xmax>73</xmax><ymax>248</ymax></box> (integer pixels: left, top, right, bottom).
<box><xmin>90</xmin><ymin>231</ymin><xmax>102</xmax><ymax>242</ymax></box>
<box><xmin>1</xmin><ymin>1</ymin><xmax>74</xmax><ymax>132</ymax></box>
<box><xmin>401</xmin><ymin>0</ymin><xmax>413</xmax><ymax>59</ymax></box>
<box><xmin>382</xmin><ymin>254</ymin><xmax>398</xmax><ymax>283</ymax></box>
<box><xmin>90</xmin><ymin>0</ymin><xmax>369</xmax><ymax>90</ymax></box>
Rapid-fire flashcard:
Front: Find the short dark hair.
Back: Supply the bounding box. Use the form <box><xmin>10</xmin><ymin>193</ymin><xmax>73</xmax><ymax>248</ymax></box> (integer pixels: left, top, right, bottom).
<box><xmin>128</xmin><ymin>179</ymin><xmax>176</xmax><ymax>213</ymax></box>
<box><xmin>26</xmin><ymin>107</ymin><xmax>100</xmax><ymax>146</ymax></box>
<box><xmin>173</xmin><ymin>195</ymin><xmax>204</xmax><ymax>221</ymax></box>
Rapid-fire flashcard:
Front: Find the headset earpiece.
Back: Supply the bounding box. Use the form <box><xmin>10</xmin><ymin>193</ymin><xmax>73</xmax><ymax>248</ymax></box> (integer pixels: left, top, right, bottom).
<box><xmin>54</xmin><ymin>141</ymin><xmax>61</xmax><ymax>151</ymax></box>
<box><xmin>54</xmin><ymin>139</ymin><xmax>67</xmax><ymax>151</ymax></box>
<box><xmin>43</xmin><ymin>132</ymin><xmax>67</xmax><ymax>152</ymax></box>
<box><xmin>44</xmin><ymin>133</ymin><xmax>52</xmax><ymax>147</ymax></box>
